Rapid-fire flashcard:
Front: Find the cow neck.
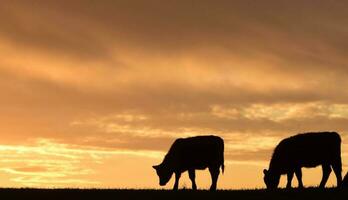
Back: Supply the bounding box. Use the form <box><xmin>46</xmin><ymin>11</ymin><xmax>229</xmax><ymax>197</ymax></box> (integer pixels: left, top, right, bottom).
<box><xmin>269</xmin><ymin>159</ymin><xmax>282</xmax><ymax>175</ymax></box>
<box><xmin>162</xmin><ymin>153</ymin><xmax>176</xmax><ymax>167</ymax></box>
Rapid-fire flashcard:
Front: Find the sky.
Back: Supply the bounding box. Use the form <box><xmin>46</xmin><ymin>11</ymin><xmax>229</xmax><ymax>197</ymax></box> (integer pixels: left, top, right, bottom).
<box><xmin>0</xmin><ymin>0</ymin><xmax>348</xmax><ymax>189</ymax></box>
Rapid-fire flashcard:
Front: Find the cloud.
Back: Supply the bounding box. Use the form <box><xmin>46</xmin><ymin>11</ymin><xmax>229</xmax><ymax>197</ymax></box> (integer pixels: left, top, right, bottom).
<box><xmin>212</xmin><ymin>102</ymin><xmax>348</xmax><ymax>122</ymax></box>
<box><xmin>0</xmin><ymin>138</ymin><xmax>164</xmax><ymax>187</ymax></box>
<box><xmin>11</xmin><ymin>166</ymin><xmax>48</xmax><ymax>173</ymax></box>
<box><xmin>1</xmin><ymin>0</ymin><xmax>348</xmax><ymax>72</ymax></box>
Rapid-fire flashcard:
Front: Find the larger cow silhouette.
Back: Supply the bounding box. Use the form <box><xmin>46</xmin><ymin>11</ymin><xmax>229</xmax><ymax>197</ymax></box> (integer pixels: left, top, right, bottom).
<box><xmin>263</xmin><ymin>132</ymin><xmax>342</xmax><ymax>189</ymax></box>
<box><xmin>153</xmin><ymin>135</ymin><xmax>224</xmax><ymax>190</ymax></box>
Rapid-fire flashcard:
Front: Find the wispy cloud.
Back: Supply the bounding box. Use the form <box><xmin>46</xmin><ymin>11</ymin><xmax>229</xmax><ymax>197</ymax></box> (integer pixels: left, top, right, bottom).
<box><xmin>0</xmin><ymin>139</ymin><xmax>163</xmax><ymax>187</ymax></box>
<box><xmin>211</xmin><ymin>102</ymin><xmax>348</xmax><ymax>122</ymax></box>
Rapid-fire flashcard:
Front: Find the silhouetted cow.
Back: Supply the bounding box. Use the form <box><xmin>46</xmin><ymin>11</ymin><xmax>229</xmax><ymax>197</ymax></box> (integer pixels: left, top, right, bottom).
<box><xmin>263</xmin><ymin>132</ymin><xmax>342</xmax><ymax>189</ymax></box>
<box><xmin>153</xmin><ymin>135</ymin><xmax>224</xmax><ymax>190</ymax></box>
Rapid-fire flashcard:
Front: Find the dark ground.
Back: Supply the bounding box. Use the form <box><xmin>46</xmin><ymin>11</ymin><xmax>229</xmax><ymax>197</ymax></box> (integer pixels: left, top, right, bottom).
<box><xmin>1</xmin><ymin>188</ymin><xmax>348</xmax><ymax>200</ymax></box>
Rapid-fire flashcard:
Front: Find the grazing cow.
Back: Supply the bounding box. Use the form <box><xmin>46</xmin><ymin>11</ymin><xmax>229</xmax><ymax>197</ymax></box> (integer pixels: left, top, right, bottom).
<box><xmin>263</xmin><ymin>132</ymin><xmax>342</xmax><ymax>189</ymax></box>
<box><xmin>153</xmin><ymin>135</ymin><xmax>224</xmax><ymax>190</ymax></box>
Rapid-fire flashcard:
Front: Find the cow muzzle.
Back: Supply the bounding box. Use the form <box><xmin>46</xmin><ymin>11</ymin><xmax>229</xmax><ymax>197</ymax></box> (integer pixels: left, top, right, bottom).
<box><xmin>159</xmin><ymin>182</ymin><xmax>166</xmax><ymax>186</ymax></box>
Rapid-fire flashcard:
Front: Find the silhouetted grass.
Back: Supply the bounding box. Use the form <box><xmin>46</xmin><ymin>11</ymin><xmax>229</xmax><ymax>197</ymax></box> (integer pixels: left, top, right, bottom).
<box><xmin>0</xmin><ymin>187</ymin><xmax>348</xmax><ymax>200</ymax></box>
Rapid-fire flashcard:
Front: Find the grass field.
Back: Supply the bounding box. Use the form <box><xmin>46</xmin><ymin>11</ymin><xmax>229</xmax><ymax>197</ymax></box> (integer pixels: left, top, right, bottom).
<box><xmin>0</xmin><ymin>188</ymin><xmax>348</xmax><ymax>200</ymax></box>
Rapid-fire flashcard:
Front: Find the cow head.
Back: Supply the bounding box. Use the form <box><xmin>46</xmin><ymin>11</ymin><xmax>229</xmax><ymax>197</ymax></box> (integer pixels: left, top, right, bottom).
<box><xmin>153</xmin><ymin>164</ymin><xmax>173</xmax><ymax>186</ymax></box>
<box><xmin>263</xmin><ymin>169</ymin><xmax>280</xmax><ymax>189</ymax></box>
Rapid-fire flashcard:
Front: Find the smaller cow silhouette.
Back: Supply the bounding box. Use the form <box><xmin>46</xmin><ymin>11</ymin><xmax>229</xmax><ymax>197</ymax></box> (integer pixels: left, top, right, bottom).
<box><xmin>153</xmin><ymin>135</ymin><xmax>224</xmax><ymax>190</ymax></box>
<box><xmin>263</xmin><ymin>132</ymin><xmax>342</xmax><ymax>189</ymax></box>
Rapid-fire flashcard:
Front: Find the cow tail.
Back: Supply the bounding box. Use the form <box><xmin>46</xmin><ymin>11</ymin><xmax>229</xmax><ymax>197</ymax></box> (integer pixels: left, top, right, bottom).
<box><xmin>221</xmin><ymin>140</ymin><xmax>225</xmax><ymax>174</ymax></box>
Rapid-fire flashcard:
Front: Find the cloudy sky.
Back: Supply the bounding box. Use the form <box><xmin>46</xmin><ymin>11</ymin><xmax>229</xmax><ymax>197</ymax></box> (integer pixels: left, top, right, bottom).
<box><xmin>0</xmin><ymin>0</ymin><xmax>348</xmax><ymax>189</ymax></box>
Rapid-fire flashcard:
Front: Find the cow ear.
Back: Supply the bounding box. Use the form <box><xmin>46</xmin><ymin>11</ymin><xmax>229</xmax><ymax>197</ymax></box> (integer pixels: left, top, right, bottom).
<box><xmin>263</xmin><ymin>169</ymin><xmax>268</xmax><ymax>175</ymax></box>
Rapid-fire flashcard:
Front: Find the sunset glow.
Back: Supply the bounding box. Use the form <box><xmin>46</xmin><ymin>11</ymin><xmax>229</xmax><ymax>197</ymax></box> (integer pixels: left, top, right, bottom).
<box><xmin>0</xmin><ymin>0</ymin><xmax>348</xmax><ymax>189</ymax></box>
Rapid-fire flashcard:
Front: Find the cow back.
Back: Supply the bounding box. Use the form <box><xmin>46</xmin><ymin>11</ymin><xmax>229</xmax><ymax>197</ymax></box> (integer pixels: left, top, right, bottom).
<box><xmin>270</xmin><ymin>132</ymin><xmax>341</xmax><ymax>173</ymax></box>
<box><xmin>164</xmin><ymin>135</ymin><xmax>224</xmax><ymax>171</ymax></box>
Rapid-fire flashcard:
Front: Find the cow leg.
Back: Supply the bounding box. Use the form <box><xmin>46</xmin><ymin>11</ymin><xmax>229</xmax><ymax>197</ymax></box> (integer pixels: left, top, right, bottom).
<box><xmin>331</xmin><ymin>159</ymin><xmax>342</xmax><ymax>187</ymax></box>
<box><xmin>295</xmin><ymin>168</ymin><xmax>304</xmax><ymax>188</ymax></box>
<box><xmin>209</xmin><ymin>166</ymin><xmax>220</xmax><ymax>191</ymax></box>
<box><xmin>342</xmin><ymin>172</ymin><xmax>348</xmax><ymax>187</ymax></box>
<box><xmin>188</xmin><ymin>169</ymin><xmax>197</xmax><ymax>190</ymax></box>
<box><xmin>173</xmin><ymin>172</ymin><xmax>181</xmax><ymax>190</ymax></box>
<box><xmin>286</xmin><ymin>171</ymin><xmax>294</xmax><ymax>189</ymax></box>
<box><xmin>319</xmin><ymin>164</ymin><xmax>332</xmax><ymax>188</ymax></box>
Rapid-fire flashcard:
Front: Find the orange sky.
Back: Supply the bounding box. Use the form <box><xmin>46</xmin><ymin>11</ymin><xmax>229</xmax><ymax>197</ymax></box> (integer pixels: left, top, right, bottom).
<box><xmin>0</xmin><ymin>0</ymin><xmax>348</xmax><ymax>189</ymax></box>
